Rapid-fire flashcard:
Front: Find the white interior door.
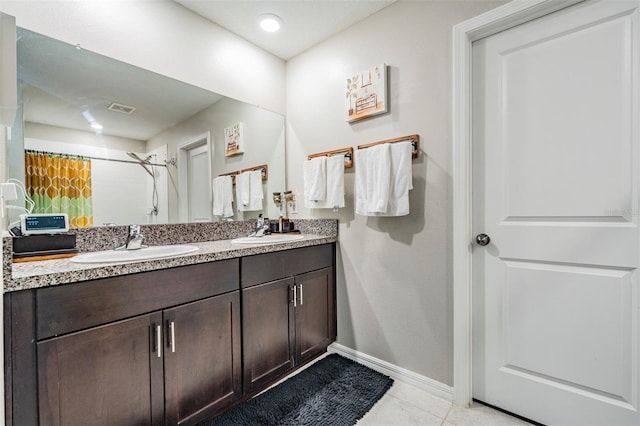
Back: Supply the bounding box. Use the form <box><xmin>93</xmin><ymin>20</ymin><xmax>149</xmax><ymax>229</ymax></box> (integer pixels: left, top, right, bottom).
<box><xmin>472</xmin><ymin>1</ymin><xmax>640</xmax><ymax>425</ymax></box>
<box><xmin>186</xmin><ymin>144</ymin><xmax>211</xmax><ymax>222</ymax></box>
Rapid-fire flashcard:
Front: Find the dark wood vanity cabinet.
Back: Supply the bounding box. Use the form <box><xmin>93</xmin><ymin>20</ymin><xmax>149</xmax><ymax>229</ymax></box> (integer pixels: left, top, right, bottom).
<box><xmin>5</xmin><ymin>259</ymin><xmax>241</xmax><ymax>426</ymax></box>
<box><xmin>4</xmin><ymin>243</ymin><xmax>336</xmax><ymax>426</ymax></box>
<box><xmin>37</xmin><ymin>312</ymin><xmax>166</xmax><ymax>425</ymax></box>
<box><xmin>241</xmin><ymin>244</ymin><xmax>336</xmax><ymax>393</ymax></box>
<box><xmin>163</xmin><ymin>292</ymin><xmax>241</xmax><ymax>425</ymax></box>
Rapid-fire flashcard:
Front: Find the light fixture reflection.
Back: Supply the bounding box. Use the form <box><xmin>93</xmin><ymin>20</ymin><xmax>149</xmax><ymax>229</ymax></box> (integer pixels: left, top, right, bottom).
<box><xmin>258</xmin><ymin>13</ymin><xmax>282</xmax><ymax>32</ymax></box>
<box><xmin>82</xmin><ymin>109</ymin><xmax>103</xmax><ymax>132</ymax></box>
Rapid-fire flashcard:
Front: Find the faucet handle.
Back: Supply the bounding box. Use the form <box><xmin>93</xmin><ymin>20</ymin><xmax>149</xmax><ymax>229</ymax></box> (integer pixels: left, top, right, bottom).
<box><xmin>129</xmin><ymin>224</ymin><xmax>141</xmax><ymax>236</ymax></box>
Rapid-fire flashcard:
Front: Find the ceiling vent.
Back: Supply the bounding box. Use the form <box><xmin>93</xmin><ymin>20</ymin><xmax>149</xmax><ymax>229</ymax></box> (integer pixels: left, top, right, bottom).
<box><xmin>108</xmin><ymin>102</ymin><xmax>136</xmax><ymax>115</ymax></box>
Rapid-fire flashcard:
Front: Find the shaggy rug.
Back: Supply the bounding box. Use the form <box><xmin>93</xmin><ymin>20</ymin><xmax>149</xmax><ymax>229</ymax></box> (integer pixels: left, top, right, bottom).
<box><xmin>199</xmin><ymin>353</ymin><xmax>394</xmax><ymax>426</ymax></box>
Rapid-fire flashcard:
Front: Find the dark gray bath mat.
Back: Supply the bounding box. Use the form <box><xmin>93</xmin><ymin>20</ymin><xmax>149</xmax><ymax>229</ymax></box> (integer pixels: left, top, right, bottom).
<box><xmin>199</xmin><ymin>353</ymin><xmax>394</xmax><ymax>426</ymax></box>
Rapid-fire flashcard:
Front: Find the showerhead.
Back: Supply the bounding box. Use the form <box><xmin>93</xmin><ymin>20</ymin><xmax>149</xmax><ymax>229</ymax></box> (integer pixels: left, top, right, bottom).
<box><xmin>126</xmin><ymin>152</ymin><xmax>152</xmax><ymax>164</ymax></box>
<box><xmin>126</xmin><ymin>151</ymin><xmax>141</xmax><ymax>161</ymax></box>
<box><xmin>126</xmin><ymin>152</ymin><xmax>155</xmax><ymax>178</ymax></box>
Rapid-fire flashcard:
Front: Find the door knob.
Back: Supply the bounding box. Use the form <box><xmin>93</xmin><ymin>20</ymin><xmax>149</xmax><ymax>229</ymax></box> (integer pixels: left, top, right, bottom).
<box><xmin>476</xmin><ymin>233</ymin><xmax>491</xmax><ymax>246</ymax></box>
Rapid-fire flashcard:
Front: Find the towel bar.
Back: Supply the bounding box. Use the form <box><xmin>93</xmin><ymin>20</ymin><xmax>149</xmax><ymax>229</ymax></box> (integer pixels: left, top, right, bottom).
<box><xmin>357</xmin><ymin>134</ymin><xmax>419</xmax><ymax>159</ymax></box>
<box><xmin>308</xmin><ymin>147</ymin><xmax>354</xmax><ymax>168</ymax></box>
<box><xmin>219</xmin><ymin>164</ymin><xmax>268</xmax><ymax>184</ymax></box>
<box><xmin>241</xmin><ymin>164</ymin><xmax>269</xmax><ymax>181</ymax></box>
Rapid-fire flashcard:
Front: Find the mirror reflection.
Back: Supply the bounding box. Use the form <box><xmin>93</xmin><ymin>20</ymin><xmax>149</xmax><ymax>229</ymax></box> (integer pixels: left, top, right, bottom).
<box><xmin>8</xmin><ymin>28</ymin><xmax>286</xmax><ymax>227</ymax></box>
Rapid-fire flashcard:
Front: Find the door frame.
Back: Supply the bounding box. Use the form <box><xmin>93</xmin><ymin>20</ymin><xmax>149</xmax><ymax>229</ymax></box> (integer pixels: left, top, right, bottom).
<box><xmin>451</xmin><ymin>0</ymin><xmax>584</xmax><ymax>407</ymax></box>
<box><xmin>177</xmin><ymin>132</ymin><xmax>212</xmax><ymax>223</ymax></box>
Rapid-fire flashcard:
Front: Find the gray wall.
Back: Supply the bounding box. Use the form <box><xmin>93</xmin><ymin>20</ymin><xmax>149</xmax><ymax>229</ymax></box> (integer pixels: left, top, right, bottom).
<box><xmin>286</xmin><ymin>0</ymin><xmax>505</xmax><ymax>385</ymax></box>
<box><xmin>147</xmin><ymin>97</ymin><xmax>286</xmax><ymax>222</ymax></box>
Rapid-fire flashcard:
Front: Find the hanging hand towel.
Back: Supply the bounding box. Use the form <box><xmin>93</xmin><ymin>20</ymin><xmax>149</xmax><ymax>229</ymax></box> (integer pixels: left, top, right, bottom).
<box><xmin>356</xmin><ymin>144</ymin><xmax>392</xmax><ymax>216</ymax></box>
<box><xmin>370</xmin><ymin>141</ymin><xmax>413</xmax><ymax>216</ymax></box>
<box><xmin>354</xmin><ymin>147</ymin><xmax>369</xmax><ymax>215</ymax></box>
<box><xmin>235</xmin><ymin>171</ymin><xmax>251</xmax><ymax>209</ymax></box>
<box><xmin>325</xmin><ymin>154</ymin><xmax>345</xmax><ymax>209</ymax></box>
<box><xmin>304</xmin><ymin>156</ymin><xmax>327</xmax><ymax>202</ymax></box>
<box><xmin>236</xmin><ymin>170</ymin><xmax>264</xmax><ymax>212</ymax></box>
<box><xmin>212</xmin><ymin>175</ymin><xmax>234</xmax><ymax>218</ymax></box>
<box><xmin>304</xmin><ymin>154</ymin><xmax>345</xmax><ymax>209</ymax></box>
<box><xmin>355</xmin><ymin>142</ymin><xmax>412</xmax><ymax>216</ymax></box>
<box><xmin>247</xmin><ymin>169</ymin><xmax>264</xmax><ymax>211</ymax></box>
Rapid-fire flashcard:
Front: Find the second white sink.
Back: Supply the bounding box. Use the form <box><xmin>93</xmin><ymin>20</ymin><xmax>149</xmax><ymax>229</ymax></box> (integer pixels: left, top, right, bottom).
<box><xmin>70</xmin><ymin>245</ymin><xmax>199</xmax><ymax>264</ymax></box>
<box><xmin>231</xmin><ymin>234</ymin><xmax>304</xmax><ymax>245</ymax></box>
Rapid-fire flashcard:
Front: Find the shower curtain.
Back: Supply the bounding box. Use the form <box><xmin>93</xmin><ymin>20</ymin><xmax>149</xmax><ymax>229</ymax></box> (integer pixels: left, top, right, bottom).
<box><xmin>25</xmin><ymin>150</ymin><xmax>94</xmax><ymax>227</ymax></box>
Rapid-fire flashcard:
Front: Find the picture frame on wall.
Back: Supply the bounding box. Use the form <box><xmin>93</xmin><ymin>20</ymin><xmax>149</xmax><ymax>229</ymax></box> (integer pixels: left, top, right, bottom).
<box><xmin>345</xmin><ymin>63</ymin><xmax>387</xmax><ymax>122</ymax></box>
<box><xmin>224</xmin><ymin>122</ymin><xmax>244</xmax><ymax>156</ymax></box>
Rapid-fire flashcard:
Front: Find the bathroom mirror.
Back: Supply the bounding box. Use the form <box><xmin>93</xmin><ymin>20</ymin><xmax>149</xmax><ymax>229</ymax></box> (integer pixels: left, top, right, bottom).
<box><xmin>7</xmin><ymin>28</ymin><xmax>286</xmax><ymax>227</ymax></box>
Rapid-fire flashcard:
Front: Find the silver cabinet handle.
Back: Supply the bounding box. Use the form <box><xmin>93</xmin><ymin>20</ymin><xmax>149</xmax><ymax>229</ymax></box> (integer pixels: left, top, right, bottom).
<box><xmin>293</xmin><ymin>285</ymin><xmax>297</xmax><ymax>307</ymax></box>
<box><xmin>169</xmin><ymin>321</ymin><xmax>176</xmax><ymax>353</ymax></box>
<box><xmin>299</xmin><ymin>284</ymin><xmax>303</xmax><ymax>305</ymax></box>
<box><xmin>156</xmin><ymin>325</ymin><xmax>162</xmax><ymax>358</ymax></box>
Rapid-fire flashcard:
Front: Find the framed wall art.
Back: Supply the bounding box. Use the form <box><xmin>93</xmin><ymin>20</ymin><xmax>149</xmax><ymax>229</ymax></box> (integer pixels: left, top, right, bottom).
<box><xmin>224</xmin><ymin>122</ymin><xmax>244</xmax><ymax>156</ymax></box>
<box><xmin>345</xmin><ymin>63</ymin><xmax>387</xmax><ymax>122</ymax></box>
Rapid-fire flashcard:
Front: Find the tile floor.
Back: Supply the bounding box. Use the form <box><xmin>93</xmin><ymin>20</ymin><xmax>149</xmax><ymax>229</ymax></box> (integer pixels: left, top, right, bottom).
<box><xmin>282</xmin><ymin>352</ymin><xmax>533</xmax><ymax>426</ymax></box>
<box><xmin>357</xmin><ymin>380</ymin><xmax>533</xmax><ymax>426</ymax></box>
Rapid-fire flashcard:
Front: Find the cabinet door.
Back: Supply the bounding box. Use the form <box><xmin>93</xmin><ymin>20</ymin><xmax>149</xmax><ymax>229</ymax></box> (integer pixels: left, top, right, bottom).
<box><xmin>242</xmin><ymin>278</ymin><xmax>295</xmax><ymax>393</ymax></box>
<box><xmin>164</xmin><ymin>291</ymin><xmax>241</xmax><ymax>425</ymax></box>
<box><xmin>295</xmin><ymin>267</ymin><xmax>335</xmax><ymax>364</ymax></box>
<box><xmin>37</xmin><ymin>313</ymin><xmax>164</xmax><ymax>426</ymax></box>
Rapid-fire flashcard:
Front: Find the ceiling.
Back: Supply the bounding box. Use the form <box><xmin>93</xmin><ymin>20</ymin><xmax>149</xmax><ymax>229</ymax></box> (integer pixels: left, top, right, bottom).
<box><xmin>18</xmin><ymin>1</ymin><xmax>397</xmax><ymax>141</ymax></box>
<box><xmin>18</xmin><ymin>28</ymin><xmax>224</xmax><ymax>141</ymax></box>
<box><xmin>173</xmin><ymin>0</ymin><xmax>397</xmax><ymax>60</ymax></box>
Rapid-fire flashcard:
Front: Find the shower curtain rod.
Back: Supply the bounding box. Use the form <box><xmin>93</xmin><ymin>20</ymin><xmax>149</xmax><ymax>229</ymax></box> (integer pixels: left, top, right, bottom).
<box><xmin>25</xmin><ymin>149</ymin><xmax>167</xmax><ymax>167</ymax></box>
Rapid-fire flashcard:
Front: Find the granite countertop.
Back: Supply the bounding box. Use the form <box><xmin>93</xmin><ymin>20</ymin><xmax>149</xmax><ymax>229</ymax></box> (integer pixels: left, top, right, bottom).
<box><xmin>3</xmin><ymin>220</ymin><xmax>338</xmax><ymax>293</ymax></box>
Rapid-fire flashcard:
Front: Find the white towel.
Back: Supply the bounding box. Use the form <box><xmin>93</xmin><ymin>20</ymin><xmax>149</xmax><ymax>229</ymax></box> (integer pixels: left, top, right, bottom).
<box><xmin>326</xmin><ymin>154</ymin><xmax>345</xmax><ymax>209</ymax></box>
<box><xmin>355</xmin><ymin>142</ymin><xmax>412</xmax><ymax>216</ymax></box>
<box><xmin>373</xmin><ymin>141</ymin><xmax>413</xmax><ymax>216</ymax></box>
<box><xmin>212</xmin><ymin>176</ymin><xmax>234</xmax><ymax>218</ymax></box>
<box><xmin>236</xmin><ymin>170</ymin><xmax>264</xmax><ymax>212</ymax></box>
<box><xmin>304</xmin><ymin>154</ymin><xmax>345</xmax><ymax>209</ymax></box>
<box><xmin>354</xmin><ymin>148</ymin><xmax>369</xmax><ymax>216</ymax></box>
<box><xmin>365</xmin><ymin>143</ymin><xmax>391</xmax><ymax>213</ymax></box>
<box><xmin>235</xmin><ymin>171</ymin><xmax>251</xmax><ymax>208</ymax></box>
<box><xmin>304</xmin><ymin>156</ymin><xmax>327</xmax><ymax>201</ymax></box>
<box><xmin>248</xmin><ymin>170</ymin><xmax>264</xmax><ymax>211</ymax></box>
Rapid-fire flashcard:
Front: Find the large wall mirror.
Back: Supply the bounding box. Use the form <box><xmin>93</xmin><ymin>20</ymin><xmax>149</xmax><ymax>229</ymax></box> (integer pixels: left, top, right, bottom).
<box><xmin>7</xmin><ymin>28</ymin><xmax>286</xmax><ymax>228</ymax></box>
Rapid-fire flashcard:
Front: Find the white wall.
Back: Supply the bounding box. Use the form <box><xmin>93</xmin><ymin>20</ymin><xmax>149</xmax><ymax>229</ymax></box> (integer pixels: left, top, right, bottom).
<box><xmin>0</xmin><ymin>0</ymin><xmax>286</xmax><ymax>115</ymax></box>
<box><xmin>286</xmin><ymin>0</ymin><xmax>505</xmax><ymax>386</ymax></box>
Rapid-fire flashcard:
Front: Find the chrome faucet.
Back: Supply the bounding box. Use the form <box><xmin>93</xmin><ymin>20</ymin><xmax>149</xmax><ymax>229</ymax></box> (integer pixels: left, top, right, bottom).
<box><xmin>249</xmin><ymin>215</ymin><xmax>270</xmax><ymax>237</ymax></box>
<box><xmin>117</xmin><ymin>224</ymin><xmax>146</xmax><ymax>250</ymax></box>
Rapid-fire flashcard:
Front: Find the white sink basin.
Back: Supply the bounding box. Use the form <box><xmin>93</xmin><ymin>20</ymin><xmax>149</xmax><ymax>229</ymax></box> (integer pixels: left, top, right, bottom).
<box><xmin>231</xmin><ymin>234</ymin><xmax>304</xmax><ymax>245</ymax></box>
<box><xmin>70</xmin><ymin>245</ymin><xmax>199</xmax><ymax>264</ymax></box>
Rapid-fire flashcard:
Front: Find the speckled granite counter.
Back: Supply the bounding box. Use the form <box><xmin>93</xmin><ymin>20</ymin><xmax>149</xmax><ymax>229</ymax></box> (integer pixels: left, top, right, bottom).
<box><xmin>3</xmin><ymin>219</ymin><xmax>337</xmax><ymax>293</ymax></box>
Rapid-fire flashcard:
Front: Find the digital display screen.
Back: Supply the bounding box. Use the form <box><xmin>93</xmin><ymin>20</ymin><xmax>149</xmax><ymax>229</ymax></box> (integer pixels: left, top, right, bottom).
<box><xmin>25</xmin><ymin>215</ymin><xmax>66</xmax><ymax>230</ymax></box>
<box><xmin>21</xmin><ymin>214</ymin><xmax>69</xmax><ymax>234</ymax></box>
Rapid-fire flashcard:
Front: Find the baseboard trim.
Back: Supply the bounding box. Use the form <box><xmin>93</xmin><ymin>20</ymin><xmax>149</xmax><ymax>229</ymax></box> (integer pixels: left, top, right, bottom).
<box><xmin>328</xmin><ymin>343</ymin><xmax>454</xmax><ymax>402</ymax></box>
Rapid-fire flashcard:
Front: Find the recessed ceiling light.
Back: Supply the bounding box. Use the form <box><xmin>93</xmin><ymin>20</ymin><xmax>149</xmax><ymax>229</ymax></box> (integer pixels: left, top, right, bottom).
<box><xmin>258</xmin><ymin>13</ymin><xmax>282</xmax><ymax>33</ymax></box>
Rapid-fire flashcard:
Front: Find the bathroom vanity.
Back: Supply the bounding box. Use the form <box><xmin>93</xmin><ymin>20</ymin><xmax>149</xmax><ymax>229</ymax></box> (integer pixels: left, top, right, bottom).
<box><xmin>2</xmin><ymin>221</ymin><xmax>337</xmax><ymax>426</ymax></box>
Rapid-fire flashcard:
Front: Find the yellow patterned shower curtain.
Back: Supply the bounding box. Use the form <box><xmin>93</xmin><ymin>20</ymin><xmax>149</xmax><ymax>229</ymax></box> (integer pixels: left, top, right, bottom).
<box><xmin>25</xmin><ymin>150</ymin><xmax>94</xmax><ymax>227</ymax></box>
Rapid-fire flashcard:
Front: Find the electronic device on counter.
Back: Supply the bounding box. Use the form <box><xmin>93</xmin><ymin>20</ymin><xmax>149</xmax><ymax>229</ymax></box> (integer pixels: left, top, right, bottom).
<box><xmin>19</xmin><ymin>213</ymin><xmax>69</xmax><ymax>235</ymax></box>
